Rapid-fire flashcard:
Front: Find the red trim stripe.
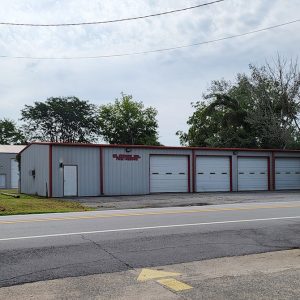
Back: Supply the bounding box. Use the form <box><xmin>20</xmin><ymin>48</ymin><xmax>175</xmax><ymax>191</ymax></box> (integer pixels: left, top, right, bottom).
<box><xmin>229</xmin><ymin>156</ymin><xmax>233</xmax><ymax>192</ymax></box>
<box><xmin>49</xmin><ymin>144</ymin><xmax>52</xmax><ymax>198</ymax></box>
<box><xmin>187</xmin><ymin>155</ymin><xmax>191</xmax><ymax>193</ymax></box>
<box><xmin>192</xmin><ymin>149</ymin><xmax>196</xmax><ymax>193</ymax></box>
<box><xmin>100</xmin><ymin>147</ymin><xmax>104</xmax><ymax>195</ymax></box>
<box><xmin>272</xmin><ymin>152</ymin><xmax>275</xmax><ymax>191</ymax></box>
<box><xmin>267</xmin><ymin>156</ymin><xmax>271</xmax><ymax>191</ymax></box>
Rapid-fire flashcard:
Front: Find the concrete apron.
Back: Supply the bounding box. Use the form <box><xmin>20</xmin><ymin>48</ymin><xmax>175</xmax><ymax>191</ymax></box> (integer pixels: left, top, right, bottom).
<box><xmin>0</xmin><ymin>249</ymin><xmax>299</xmax><ymax>300</ymax></box>
<box><xmin>69</xmin><ymin>191</ymin><xmax>300</xmax><ymax>211</ymax></box>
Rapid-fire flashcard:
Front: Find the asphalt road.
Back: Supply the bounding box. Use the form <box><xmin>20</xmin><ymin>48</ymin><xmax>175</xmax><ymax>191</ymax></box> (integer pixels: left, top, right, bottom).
<box><xmin>0</xmin><ymin>201</ymin><xmax>299</xmax><ymax>288</ymax></box>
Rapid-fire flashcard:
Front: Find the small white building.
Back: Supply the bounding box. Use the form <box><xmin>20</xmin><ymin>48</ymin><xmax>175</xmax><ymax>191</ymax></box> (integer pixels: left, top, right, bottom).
<box><xmin>0</xmin><ymin>145</ymin><xmax>26</xmax><ymax>189</ymax></box>
<box><xmin>19</xmin><ymin>142</ymin><xmax>300</xmax><ymax>197</ymax></box>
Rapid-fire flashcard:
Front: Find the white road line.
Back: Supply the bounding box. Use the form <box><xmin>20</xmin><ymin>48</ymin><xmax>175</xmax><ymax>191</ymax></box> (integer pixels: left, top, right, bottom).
<box><xmin>0</xmin><ymin>216</ymin><xmax>299</xmax><ymax>242</ymax></box>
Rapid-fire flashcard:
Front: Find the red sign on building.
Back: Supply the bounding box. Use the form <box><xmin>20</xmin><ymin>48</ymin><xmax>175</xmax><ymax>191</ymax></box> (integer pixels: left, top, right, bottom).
<box><xmin>112</xmin><ymin>154</ymin><xmax>141</xmax><ymax>161</ymax></box>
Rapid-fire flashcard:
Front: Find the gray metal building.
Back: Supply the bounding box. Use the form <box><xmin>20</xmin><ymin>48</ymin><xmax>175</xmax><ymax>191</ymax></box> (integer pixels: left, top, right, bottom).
<box><xmin>19</xmin><ymin>142</ymin><xmax>300</xmax><ymax>197</ymax></box>
<box><xmin>0</xmin><ymin>145</ymin><xmax>25</xmax><ymax>189</ymax></box>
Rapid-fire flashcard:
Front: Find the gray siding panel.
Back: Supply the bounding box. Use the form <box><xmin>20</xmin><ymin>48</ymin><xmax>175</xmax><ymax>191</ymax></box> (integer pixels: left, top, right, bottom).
<box><xmin>194</xmin><ymin>150</ymin><xmax>234</xmax><ymax>156</ymax></box>
<box><xmin>20</xmin><ymin>144</ymin><xmax>300</xmax><ymax>197</ymax></box>
<box><xmin>103</xmin><ymin>148</ymin><xmax>149</xmax><ymax>195</ymax></box>
<box><xmin>274</xmin><ymin>152</ymin><xmax>300</xmax><ymax>158</ymax></box>
<box><xmin>20</xmin><ymin>145</ymin><xmax>49</xmax><ymax>196</ymax></box>
<box><xmin>103</xmin><ymin>147</ymin><xmax>192</xmax><ymax>195</ymax></box>
<box><xmin>0</xmin><ymin>153</ymin><xmax>18</xmax><ymax>189</ymax></box>
<box><xmin>52</xmin><ymin>146</ymin><xmax>100</xmax><ymax>197</ymax></box>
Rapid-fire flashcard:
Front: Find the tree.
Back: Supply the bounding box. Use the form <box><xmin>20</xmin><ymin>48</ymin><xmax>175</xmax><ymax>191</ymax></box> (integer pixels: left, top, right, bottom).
<box><xmin>21</xmin><ymin>97</ymin><xmax>100</xmax><ymax>143</ymax></box>
<box><xmin>246</xmin><ymin>57</ymin><xmax>300</xmax><ymax>148</ymax></box>
<box><xmin>0</xmin><ymin>119</ymin><xmax>25</xmax><ymax>145</ymax></box>
<box><xmin>99</xmin><ymin>93</ymin><xmax>160</xmax><ymax>145</ymax></box>
<box><xmin>177</xmin><ymin>78</ymin><xmax>257</xmax><ymax>148</ymax></box>
<box><xmin>177</xmin><ymin>56</ymin><xmax>300</xmax><ymax>149</ymax></box>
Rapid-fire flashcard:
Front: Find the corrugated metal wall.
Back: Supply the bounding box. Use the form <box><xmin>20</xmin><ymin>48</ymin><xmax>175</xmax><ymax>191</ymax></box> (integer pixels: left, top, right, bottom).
<box><xmin>274</xmin><ymin>152</ymin><xmax>300</xmax><ymax>158</ymax></box>
<box><xmin>0</xmin><ymin>153</ymin><xmax>18</xmax><ymax>189</ymax></box>
<box><xmin>103</xmin><ymin>147</ymin><xmax>192</xmax><ymax>195</ymax></box>
<box><xmin>103</xmin><ymin>148</ymin><xmax>148</xmax><ymax>195</ymax></box>
<box><xmin>20</xmin><ymin>144</ymin><xmax>49</xmax><ymax>196</ymax></box>
<box><xmin>52</xmin><ymin>146</ymin><xmax>100</xmax><ymax>197</ymax></box>
<box><xmin>20</xmin><ymin>144</ymin><xmax>300</xmax><ymax>197</ymax></box>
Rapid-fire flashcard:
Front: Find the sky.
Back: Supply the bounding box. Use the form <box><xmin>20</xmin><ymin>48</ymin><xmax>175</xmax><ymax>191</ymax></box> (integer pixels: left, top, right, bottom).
<box><xmin>0</xmin><ymin>0</ymin><xmax>300</xmax><ymax>146</ymax></box>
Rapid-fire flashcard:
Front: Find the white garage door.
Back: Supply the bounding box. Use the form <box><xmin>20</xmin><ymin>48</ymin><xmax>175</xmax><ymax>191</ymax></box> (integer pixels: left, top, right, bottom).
<box><xmin>11</xmin><ymin>159</ymin><xmax>19</xmax><ymax>188</ymax></box>
<box><xmin>275</xmin><ymin>158</ymin><xmax>300</xmax><ymax>190</ymax></box>
<box><xmin>150</xmin><ymin>156</ymin><xmax>188</xmax><ymax>193</ymax></box>
<box><xmin>238</xmin><ymin>157</ymin><xmax>268</xmax><ymax>191</ymax></box>
<box><xmin>0</xmin><ymin>175</ymin><xmax>6</xmax><ymax>188</ymax></box>
<box><xmin>196</xmin><ymin>156</ymin><xmax>230</xmax><ymax>192</ymax></box>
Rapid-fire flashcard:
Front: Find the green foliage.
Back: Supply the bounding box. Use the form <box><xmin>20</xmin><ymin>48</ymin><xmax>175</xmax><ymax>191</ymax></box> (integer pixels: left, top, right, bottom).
<box><xmin>99</xmin><ymin>93</ymin><xmax>160</xmax><ymax>145</ymax></box>
<box><xmin>177</xmin><ymin>56</ymin><xmax>300</xmax><ymax>149</ymax></box>
<box><xmin>245</xmin><ymin>60</ymin><xmax>300</xmax><ymax>148</ymax></box>
<box><xmin>0</xmin><ymin>119</ymin><xmax>25</xmax><ymax>145</ymax></box>
<box><xmin>0</xmin><ymin>190</ymin><xmax>92</xmax><ymax>215</ymax></box>
<box><xmin>21</xmin><ymin>97</ymin><xmax>100</xmax><ymax>143</ymax></box>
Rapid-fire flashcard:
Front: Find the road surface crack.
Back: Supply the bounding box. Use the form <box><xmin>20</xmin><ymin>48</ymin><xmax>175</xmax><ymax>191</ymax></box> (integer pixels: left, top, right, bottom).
<box><xmin>80</xmin><ymin>234</ymin><xmax>135</xmax><ymax>271</ymax></box>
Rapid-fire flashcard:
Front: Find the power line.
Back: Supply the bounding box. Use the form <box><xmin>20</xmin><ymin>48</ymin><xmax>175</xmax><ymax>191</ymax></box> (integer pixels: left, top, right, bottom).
<box><xmin>0</xmin><ymin>0</ymin><xmax>225</xmax><ymax>27</ymax></box>
<box><xmin>1</xmin><ymin>18</ymin><xmax>299</xmax><ymax>60</ymax></box>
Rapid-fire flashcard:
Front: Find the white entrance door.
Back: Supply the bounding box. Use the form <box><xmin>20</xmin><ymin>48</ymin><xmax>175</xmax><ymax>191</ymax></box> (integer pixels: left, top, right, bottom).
<box><xmin>238</xmin><ymin>157</ymin><xmax>268</xmax><ymax>191</ymax></box>
<box><xmin>275</xmin><ymin>158</ymin><xmax>300</xmax><ymax>190</ymax></box>
<box><xmin>196</xmin><ymin>156</ymin><xmax>230</xmax><ymax>192</ymax></box>
<box><xmin>11</xmin><ymin>159</ymin><xmax>19</xmax><ymax>188</ymax></box>
<box><xmin>0</xmin><ymin>175</ymin><xmax>6</xmax><ymax>188</ymax></box>
<box><xmin>64</xmin><ymin>166</ymin><xmax>78</xmax><ymax>196</ymax></box>
<box><xmin>150</xmin><ymin>156</ymin><xmax>188</xmax><ymax>193</ymax></box>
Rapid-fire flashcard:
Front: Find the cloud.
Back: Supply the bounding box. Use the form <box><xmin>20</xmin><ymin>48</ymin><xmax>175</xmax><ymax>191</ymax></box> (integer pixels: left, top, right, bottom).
<box><xmin>0</xmin><ymin>0</ymin><xmax>300</xmax><ymax>145</ymax></box>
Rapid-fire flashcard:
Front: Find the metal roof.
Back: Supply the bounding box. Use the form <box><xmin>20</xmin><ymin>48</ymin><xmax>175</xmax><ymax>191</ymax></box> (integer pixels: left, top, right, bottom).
<box><xmin>19</xmin><ymin>142</ymin><xmax>300</xmax><ymax>154</ymax></box>
<box><xmin>0</xmin><ymin>145</ymin><xmax>26</xmax><ymax>154</ymax></box>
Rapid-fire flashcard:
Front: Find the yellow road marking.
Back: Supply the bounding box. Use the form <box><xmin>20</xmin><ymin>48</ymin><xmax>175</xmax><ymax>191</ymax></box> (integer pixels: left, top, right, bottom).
<box><xmin>137</xmin><ymin>268</ymin><xmax>181</xmax><ymax>282</ymax></box>
<box><xmin>137</xmin><ymin>268</ymin><xmax>193</xmax><ymax>292</ymax></box>
<box><xmin>0</xmin><ymin>203</ymin><xmax>300</xmax><ymax>225</ymax></box>
<box><xmin>156</xmin><ymin>278</ymin><xmax>193</xmax><ymax>292</ymax></box>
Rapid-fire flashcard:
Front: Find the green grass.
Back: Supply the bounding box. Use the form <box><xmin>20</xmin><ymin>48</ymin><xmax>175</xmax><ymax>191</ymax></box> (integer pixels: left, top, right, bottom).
<box><xmin>0</xmin><ymin>189</ymin><xmax>93</xmax><ymax>215</ymax></box>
